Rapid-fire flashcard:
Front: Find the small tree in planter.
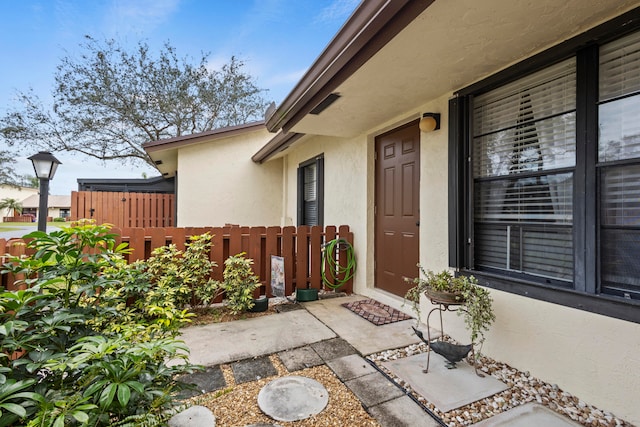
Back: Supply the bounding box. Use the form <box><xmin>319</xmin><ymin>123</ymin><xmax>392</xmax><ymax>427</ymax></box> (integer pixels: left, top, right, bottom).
<box><xmin>221</xmin><ymin>253</ymin><xmax>261</xmax><ymax>314</ymax></box>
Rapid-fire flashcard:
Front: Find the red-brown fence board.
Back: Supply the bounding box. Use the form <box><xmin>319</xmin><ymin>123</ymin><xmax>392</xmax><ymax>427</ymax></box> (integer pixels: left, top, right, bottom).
<box><xmin>0</xmin><ymin>225</ymin><xmax>354</xmax><ymax>297</ymax></box>
<box><xmin>71</xmin><ymin>191</ymin><xmax>174</xmax><ymax>228</ymax></box>
<box><xmin>282</xmin><ymin>226</ymin><xmax>295</xmax><ymax>296</ymax></box>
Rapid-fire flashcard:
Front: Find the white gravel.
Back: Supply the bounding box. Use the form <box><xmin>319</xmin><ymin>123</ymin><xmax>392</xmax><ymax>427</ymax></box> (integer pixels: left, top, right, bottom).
<box><xmin>366</xmin><ymin>338</ymin><xmax>632</xmax><ymax>427</ymax></box>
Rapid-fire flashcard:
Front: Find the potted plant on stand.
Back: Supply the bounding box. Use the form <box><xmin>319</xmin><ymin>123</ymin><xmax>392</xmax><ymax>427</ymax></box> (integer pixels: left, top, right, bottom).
<box><xmin>405</xmin><ymin>266</ymin><xmax>495</xmax><ymax>373</ymax></box>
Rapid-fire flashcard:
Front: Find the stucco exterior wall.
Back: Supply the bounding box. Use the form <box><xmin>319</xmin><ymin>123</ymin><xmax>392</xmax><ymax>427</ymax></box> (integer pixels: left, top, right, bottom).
<box><xmin>409</xmin><ymin>95</ymin><xmax>640</xmax><ymax>425</ymax></box>
<box><xmin>283</xmin><ymin>92</ymin><xmax>640</xmax><ymax>423</ymax></box>
<box><xmin>176</xmin><ymin>129</ymin><xmax>283</xmax><ymax>227</ymax></box>
<box><xmin>283</xmin><ymin>135</ymin><xmax>370</xmax><ymax>294</ymax></box>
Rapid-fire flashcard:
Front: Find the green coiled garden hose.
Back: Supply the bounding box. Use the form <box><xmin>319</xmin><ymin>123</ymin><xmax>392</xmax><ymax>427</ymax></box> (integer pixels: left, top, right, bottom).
<box><xmin>321</xmin><ymin>238</ymin><xmax>357</xmax><ymax>290</ymax></box>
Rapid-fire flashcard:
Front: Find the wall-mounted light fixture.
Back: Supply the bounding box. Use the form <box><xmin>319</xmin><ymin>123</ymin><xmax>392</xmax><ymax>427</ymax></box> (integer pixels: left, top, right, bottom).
<box><xmin>419</xmin><ymin>113</ymin><xmax>441</xmax><ymax>132</ymax></box>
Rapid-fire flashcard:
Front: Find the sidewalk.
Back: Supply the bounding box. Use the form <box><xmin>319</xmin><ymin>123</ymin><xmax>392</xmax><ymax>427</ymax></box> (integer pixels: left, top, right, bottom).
<box><xmin>179</xmin><ymin>295</ymin><xmax>585</xmax><ymax>426</ymax></box>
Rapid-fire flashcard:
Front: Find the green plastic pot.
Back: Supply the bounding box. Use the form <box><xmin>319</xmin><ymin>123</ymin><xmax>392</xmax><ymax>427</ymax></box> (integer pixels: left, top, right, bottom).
<box><xmin>249</xmin><ymin>296</ymin><xmax>269</xmax><ymax>312</ymax></box>
<box><xmin>296</xmin><ymin>288</ymin><xmax>319</xmax><ymax>302</ymax></box>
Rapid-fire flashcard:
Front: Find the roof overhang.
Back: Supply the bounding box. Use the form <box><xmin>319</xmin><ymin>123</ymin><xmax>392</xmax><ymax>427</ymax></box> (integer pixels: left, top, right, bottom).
<box><xmin>252</xmin><ymin>131</ymin><xmax>305</xmax><ymax>164</ymax></box>
<box><xmin>143</xmin><ymin>121</ymin><xmax>265</xmax><ymax>177</ymax></box>
<box><xmin>257</xmin><ymin>0</ymin><xmax>640</xmax><ymax>161</ymax></box>
<box><xmin>264</xmin><ymin>0</ymin><xmax>433</xmax><ymax>134</ymax></box>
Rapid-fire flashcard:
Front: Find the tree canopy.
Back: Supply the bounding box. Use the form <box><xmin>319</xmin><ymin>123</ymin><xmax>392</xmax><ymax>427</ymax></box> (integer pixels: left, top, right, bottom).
<box><xmin>0</xmin><ymin>150</ymin><xmax>21</xmax><ymax>186</ymax></box>
<box><xmin>0</xmin><ymin>197</ymin><xmax>23</xmax><ymax>217</ymax></box>
<box><xmin>0</xmin><ymin>36</ymin><xmax>270</xmax><ymax>168</ymax></box>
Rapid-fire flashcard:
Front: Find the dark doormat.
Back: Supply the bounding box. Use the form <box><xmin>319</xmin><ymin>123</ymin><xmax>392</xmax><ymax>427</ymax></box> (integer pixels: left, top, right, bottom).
<box><xmin>341</xmin><ymin>299</ymin><xmax>412</xmax><ymax>326</ymax></box>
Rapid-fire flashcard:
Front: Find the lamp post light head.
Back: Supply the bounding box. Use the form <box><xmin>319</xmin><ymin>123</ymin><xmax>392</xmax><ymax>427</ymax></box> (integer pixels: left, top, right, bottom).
<box><xmin>28</xmin><ymin>151</ymin><xmax>62</xmax><ymax>180</ymax></box>
<box><xmin>28</xmin><ymin>151</ymin><xmax>61</xmax><ymax>232</ymax></box>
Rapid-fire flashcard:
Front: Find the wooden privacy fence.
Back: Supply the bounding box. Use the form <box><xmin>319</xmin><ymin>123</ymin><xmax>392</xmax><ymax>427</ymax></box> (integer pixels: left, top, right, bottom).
<box><xmin>71</xmin><ymin>191</ymin><xmax>175</xmax><ymax>228</ymax></box>
<box><xmin>0</xmin><ymin>225</ymin><xmax>354</xmax><ymax>297</ymax></box>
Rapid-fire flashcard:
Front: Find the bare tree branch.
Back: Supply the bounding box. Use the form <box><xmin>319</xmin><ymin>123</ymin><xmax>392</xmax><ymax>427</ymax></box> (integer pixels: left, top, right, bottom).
<box><xmin>0</xmin><ymin>36</ymin><xmax>269</xmax><ymax>169</ymax></box>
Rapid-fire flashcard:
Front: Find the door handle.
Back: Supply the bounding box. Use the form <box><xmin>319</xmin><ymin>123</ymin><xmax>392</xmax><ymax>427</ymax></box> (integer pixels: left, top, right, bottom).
<box><xmin>416</xmin><ymin>221</ymin><xmax>420</xmax><ymax>226</ymax></box>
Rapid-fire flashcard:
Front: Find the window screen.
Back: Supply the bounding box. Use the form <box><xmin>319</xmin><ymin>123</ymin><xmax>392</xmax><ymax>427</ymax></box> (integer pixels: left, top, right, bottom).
<box><xmin>599</xmin><ymin>31</ymin><xmax>640</xmax><ymax>298</ymax></box>
<box><xmin>472</xmin><ymin>58</ymin><xmax>576</xmax><ymax>282</ymax></box>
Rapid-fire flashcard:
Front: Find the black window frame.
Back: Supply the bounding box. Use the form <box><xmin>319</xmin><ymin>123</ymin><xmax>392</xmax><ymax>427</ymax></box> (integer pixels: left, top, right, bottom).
<box><xmin>297</xmin><ymin>154</ymin><xmax>324</xmax><ymax>227</ymax></box>
<box><xmin>449</xmin><ymin>7</ymin><xmax>640</xmax><ymax>324</ymax></box>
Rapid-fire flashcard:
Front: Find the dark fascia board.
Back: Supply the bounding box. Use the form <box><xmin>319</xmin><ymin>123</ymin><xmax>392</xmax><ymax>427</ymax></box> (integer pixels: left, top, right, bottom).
<box><xmin>265</xmin><ymin>0</ymin><xmax>434</xmax><ymax>135</ymax></box>
<box><xmin>143</xmin><ymin>121</ymin><xmax>265</xmax><ymax>153</ymax></box>
<box><xmin>77</xmin><ymin>176</ymin><xmax>168</xmax><ymax>185</ymax></box>
<box><xmin>252</xmin><ymin>131</ymin><xmax>305</xmax><ymax>164</ymax></box>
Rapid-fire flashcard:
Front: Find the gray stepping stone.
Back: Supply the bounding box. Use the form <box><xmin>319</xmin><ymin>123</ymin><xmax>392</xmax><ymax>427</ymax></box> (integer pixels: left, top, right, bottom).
<box><xmin>383</xmin><ymin>352</ymin><xmax>508</xmax><ymax>412</ymax></box>
<box><xmin>368</xmin><ymin>395</ymin><xmax>441</xmax><ymax>427</ymax></box>
<box><xmin>344</xmin><ymin>371</ymin><xmax>405</xmax><ymax>408</ymax></box>
<box><xmin>311</xmin><ymin>337</ymin><xmax>358</xmax><ymax>361</ymax></box>
<box><xmin>168</xmin><ymin>405</ymin><xmax>215</xmax><ymax>427</ymax></box>
<box><xmin>177</xmin><ymin>366</ymin><xmax>226</xmax><ymax>398</ymax></box>
<box><xmin>277</xmin><ymin>346</ymin><xmax>323</xmax><ymax>371</ymax></box>
<box><xmin>232</xmin><ymin>356</ymin><xmax>278</xmax><ymax>384</ymax></box>
<box><xmin>326</xmin><ymin>354</ymin><xmax>377</xmax><ymax>381</ymax></box>
<box><xmin>472</xmin><ymin>402</ymin><xmax>582</xmax><ymax>426</ymax></box>
<box><xmin>257</xmin><ymin>376</ymin><xmax>329</xmax><ymax>422</ymax></box>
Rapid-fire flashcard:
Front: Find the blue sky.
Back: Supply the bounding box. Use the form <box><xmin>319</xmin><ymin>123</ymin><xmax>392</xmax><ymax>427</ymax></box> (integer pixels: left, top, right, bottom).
<box><xmin>0</xmin><ymin>0</ymin><xmax>358</xmax><ymax>194</ymax></box>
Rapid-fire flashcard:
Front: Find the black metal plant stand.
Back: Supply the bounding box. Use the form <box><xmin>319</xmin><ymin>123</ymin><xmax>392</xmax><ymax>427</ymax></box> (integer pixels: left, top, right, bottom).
<box><xmin>422</xmin><ymin>296</ymin><xmax>484</xmax><ymax>377</ymax></box>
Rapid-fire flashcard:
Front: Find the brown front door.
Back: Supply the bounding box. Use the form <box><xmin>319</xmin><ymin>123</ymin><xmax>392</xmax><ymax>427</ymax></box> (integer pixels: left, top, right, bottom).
<box><xmin>375</xmin><ymin>120</ymin><xmax>420</xmax><ymax>297</ymax></box>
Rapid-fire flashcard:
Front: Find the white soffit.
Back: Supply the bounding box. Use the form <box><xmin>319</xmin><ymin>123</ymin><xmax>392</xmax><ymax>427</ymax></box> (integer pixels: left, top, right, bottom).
<box><xmin>290</xmin><ymin>0</ymin><xmax>639</xmax><ymax>138</ymax></box>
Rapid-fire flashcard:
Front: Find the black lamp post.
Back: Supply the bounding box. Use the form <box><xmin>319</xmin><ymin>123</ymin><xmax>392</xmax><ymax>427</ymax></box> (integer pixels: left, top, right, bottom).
<box><xmin>27</xmin><ymin>151</ymin><xmax>62</xmax><ymax>232</ymax></box>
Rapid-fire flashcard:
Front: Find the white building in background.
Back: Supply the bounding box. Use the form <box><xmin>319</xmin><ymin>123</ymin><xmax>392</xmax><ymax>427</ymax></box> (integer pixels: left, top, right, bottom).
<box><xmin>20</xmin><ymin>194</ymin><xmax>71</xmax><ymax>221</ymax></box>
<box><xmin>0</xmin><ymin>184</ymin><xmax>39</xmax><ymax>220</ymax></box>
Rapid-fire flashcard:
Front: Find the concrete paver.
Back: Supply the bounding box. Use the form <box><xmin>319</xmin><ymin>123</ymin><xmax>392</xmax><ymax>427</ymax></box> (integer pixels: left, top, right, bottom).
<box><xmin>326</xmin><ymin>354</ymin><xmax>378</xmax><ymax>381</ymax></box>
<box><xmin>180</xmin><ymin>309</ymin><xmax>335</xmax><ymax>366</ymax></box>
<box><xmin>471</xmin><ymin>402</ymin><xmax>583</xmax><ymax>426</ymax></box>
<box><xmin>231</xmin><ymin>356</ymin><xmax>277</xmax><ymax>384</ymax></box>
<box><xmin>368</xmin><ymin>395</ymin><xmax>442</xmax><ymax>427</ymax></box>
<box><xmin>177</xmin><ymin>365</ymin><xmax>226</xmax><ymax>398</ymax></box>
<box><xmin>344</xmin><ymin>371</ymin><xmax>405</xmax><ymax>408</ymax></box>
<box><xmin>303</xmin><ymin>295</ymin><xmax>429</xmax><ymax>355</ymax></box>
<box><xmin>277</xmin><ymin>346</ymin><xmax>323</xmax><ymax>372</ymax></box>
<box><xmin>310</xmin><ymin>337</ymin><xmax>357</xmax><ymax>360</ymax></box>
<box><xmin>383</xmin><ymin>352</ymin><xmax>508</xmax><ymax>412</ymax></box>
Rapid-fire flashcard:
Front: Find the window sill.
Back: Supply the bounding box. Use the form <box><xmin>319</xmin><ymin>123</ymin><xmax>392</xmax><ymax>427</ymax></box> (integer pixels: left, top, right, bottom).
<box><xmin>459</xmin><ymin>269</ymin><xmax>640</xmax><ymax>324</ymax></box>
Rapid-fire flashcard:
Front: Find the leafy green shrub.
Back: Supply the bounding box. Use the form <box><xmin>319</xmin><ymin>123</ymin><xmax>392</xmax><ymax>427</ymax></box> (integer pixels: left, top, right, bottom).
<box><xmin>145</xmin><ymin>232</ymin><xmax>223</xmax><ymax>311</ymax></box>
<box><xmin>0</xmin><ymin>220</ymin><xmax>200</xmax><ymax>426</ymax></box>
<box><xmin>52</xmin><ymin>217</ymin><xmax>66</xmax><ymax>222</ymax></box>
<box><xmin>221</xmin><ymin>253</ymin><xmax>260</xmax><ymax>314</ymax></box>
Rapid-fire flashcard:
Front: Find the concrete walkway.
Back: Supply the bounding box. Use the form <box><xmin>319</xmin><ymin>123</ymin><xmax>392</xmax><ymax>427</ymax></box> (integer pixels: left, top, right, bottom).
<box><xmin>179</xmin><ymin>294</ymin><xmax>581</xmax><ymax>427</ymax></box>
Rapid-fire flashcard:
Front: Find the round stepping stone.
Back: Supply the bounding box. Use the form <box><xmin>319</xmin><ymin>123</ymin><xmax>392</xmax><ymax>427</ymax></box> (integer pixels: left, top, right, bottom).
<box><xmin>257</xmin><ymin>376</ymin><xmax>328</xmax><ymax>422</ymax></box>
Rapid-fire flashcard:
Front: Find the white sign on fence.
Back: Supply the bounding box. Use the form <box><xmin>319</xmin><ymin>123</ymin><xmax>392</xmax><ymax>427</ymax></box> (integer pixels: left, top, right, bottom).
<box><xmin>270</xmin><ymin>255</ymin><xmax>285</xmax><ymax>298</ymax></box>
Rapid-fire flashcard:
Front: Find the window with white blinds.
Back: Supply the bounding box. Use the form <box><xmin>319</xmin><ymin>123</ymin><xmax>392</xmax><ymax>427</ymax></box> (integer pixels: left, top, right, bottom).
<box><xmin>599</xmin><ymin>30</ymin><xmax>640</xmax><ymax>298</ymax></box>
<box><xmin>454</xmin><ymin>13</ymin><xmax>640</xmax><ymax>319</ymax></box>
<box><xmin>472</xmin><ymin>58</ymin><xmax>576</xmax><ymax>282</ymax></box>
